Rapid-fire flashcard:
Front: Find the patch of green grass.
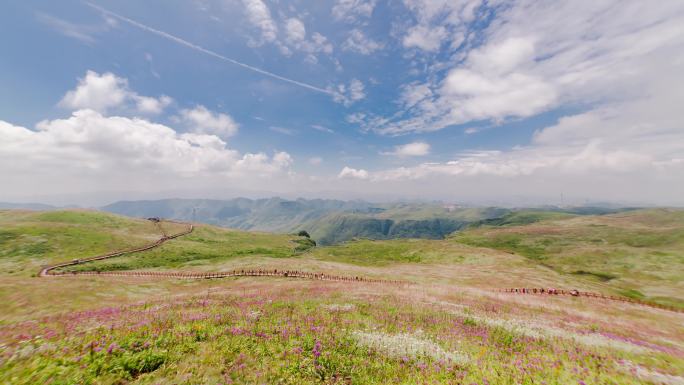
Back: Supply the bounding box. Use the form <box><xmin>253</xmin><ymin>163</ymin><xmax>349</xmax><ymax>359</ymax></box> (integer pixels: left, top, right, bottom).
<box><xmin>59</xmin><ymin>226</ymin><xmax>306</xmax><ymax>272</ymax></box>
<box><xmin>307</xmin><ymin>239</ymin><xmax>454</xmax><ymax>266</ymax></box>
<box><xmin>468</xmin><ymin>210</ymin><xmax>576</xmax><ymax>228</ymax></box>
<box><xmin>618</xmin><ymin>288</ymin><xmax>645</xmax><ymax>300</ymax></box>
<box><xmin>451</xmin><ymin>209</ymin><xmax>684</xmax><ymax>307</ymax></box>
<box><xmin>452</xmin><ymin>233</ymin><xmax>548</xmax><ymax>260</ymax></box>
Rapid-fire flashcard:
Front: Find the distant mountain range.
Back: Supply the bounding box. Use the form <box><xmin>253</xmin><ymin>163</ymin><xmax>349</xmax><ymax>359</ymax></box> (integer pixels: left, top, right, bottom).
<box><xmin>100</xmin><ymin>198</ymin><xmax>512</xmax><ymax>245</ymax></box>
<box><xmin>0</xmin><ymin>202</ymin><xmax>56</xmax><ymax>210</ymax></box>
<box><xmin>1</xmin><ymin>198</ymin><xmax>631</xmax><ymax>245</ymax></box>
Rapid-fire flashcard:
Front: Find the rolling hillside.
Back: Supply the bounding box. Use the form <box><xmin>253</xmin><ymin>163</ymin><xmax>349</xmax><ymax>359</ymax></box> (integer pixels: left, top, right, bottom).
<box><xmin>451</xmin><ymin>208</ymin><xmax>684</xmax><ymax>308</ymax></box>
<box><xmin>1</xmin><ymin>208</ymin><xmax>683</xmax><ymax>384</ymax></box>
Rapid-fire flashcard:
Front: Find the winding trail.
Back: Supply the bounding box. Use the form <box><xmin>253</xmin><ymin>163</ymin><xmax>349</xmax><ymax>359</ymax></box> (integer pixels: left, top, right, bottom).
<box><xmin>38</xmin><ymin>220</ymin><xmax>404</xmax><ymax>285</ymax></box>
<box><xmin>37</xmin><ymin>220</ymin><xmax>681</xmax><ymax>313</ymax></box>
<box><xmin>496</xmin><ymin>288</ymin><xmax>683</xmax><ymax>313</ymax></box>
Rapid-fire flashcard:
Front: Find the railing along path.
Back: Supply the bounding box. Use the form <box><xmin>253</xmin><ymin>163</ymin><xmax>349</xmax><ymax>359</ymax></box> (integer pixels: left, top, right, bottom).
<box><xmin>38</xmin><ymin>220</ymin><xmax>681</xmax><ymax>313</ymax></box>
<box><xmin>497</xmin><ymin>287</ymin><xmax>683</xmax><ymax>314</ymax></box>
<box><xmin>38</xmin><ymin>220</ymin><xmax>403</xmax><ymax>285</ymax></box>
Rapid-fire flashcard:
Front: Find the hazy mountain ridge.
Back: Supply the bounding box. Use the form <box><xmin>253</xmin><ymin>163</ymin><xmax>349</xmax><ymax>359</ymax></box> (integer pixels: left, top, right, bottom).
<box><xmin>100</xmin><ymin>198</ymin><xmax>635</xmax><ymax>245</ymax></box>
<box><xmin>0</xmin><ymin>202</ymin><xmax>56</xmax><ymax>211</ymax></box>
<box><xmin>101</xmin><ymin>198</ymin><xmax>507</xmax><ymax>244</ymax></box>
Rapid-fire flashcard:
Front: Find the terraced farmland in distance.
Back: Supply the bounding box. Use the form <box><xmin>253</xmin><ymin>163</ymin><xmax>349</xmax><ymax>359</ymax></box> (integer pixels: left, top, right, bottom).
<box><xmin>1</xmin><ymin>208</ymin><xmax>683</xmax><ymax>384</ymax></box>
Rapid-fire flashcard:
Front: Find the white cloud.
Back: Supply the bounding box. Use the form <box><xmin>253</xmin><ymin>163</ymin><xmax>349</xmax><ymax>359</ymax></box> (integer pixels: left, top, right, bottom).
<box><xmin>36</xmin><ymin>12</ymin><xmax>118</xmax><ymax>44</ymax></box>
<box><xmin>240</xmin><ymin>2</ymin><xmax>332</xmax><ymax>62</ymax></box>
<box><xmin>332</xmin><ymin>0</ymin><xmax>684</xmax><ymax>204</ymax></box>
<box><xmin>59</xmin><ymin>71</ymin><xmax>129</xmax><ymax>112</ymax></box>
<box><xmin>332</xmin><ymin>78</ymin><xmax>366</xmax><ymax>106</ymax></box>
<box><xmin>332</xmin><ymin>0</ymin><xmax>376</xmax><ymax>23</ymax></box>
<box><xmin>338</xmin><ymin>166</ymin><xmax>369</xmax><ymax>180</ymax></box>
<box><xmin>59</xmin><ymin>71</ymin><xmax>172</xmax><ymax>115</ymax></box>
<box><xmin>269</xmin><ymin>126</ymin><xmax>297</xmax><ymax>135</ymax></box>
<box><xmin>342</xmin><ymin>29</ymin><xmax>383</xmax><ymax>54</ymax></box>
<box><xmin>308</xmin><ymin>157</ymin><xmax>323</xmax><ymax>165</ymax></box>
<box><xmin>399</xmin><ymin>83</ymin><xmax>433</xmax><ymax>109</ymax></box>
<box><xmin>400</xmin><ymin>0</ymin><xmax>480</xmax><ymax>53</ymax></box>
<box><xmin>136</xmin><ymin>95</ymin><xmax>173</xmax><ymax>115</ymax></box>
<box><xmin>284</xmin><ymin>18</ymin><xmax>306</xmax><ymax>43</ymax></box>
<box><xmin>0</xmin><ymin>109</ymin><xmax>290</xmax><ymax>178</ymax></box>
<box><xmin>382</xmin><ymin>141</ymin><xmax>430</xmax><ymax>157</ymax></box>
<box><xmin>311</xmin><ymin>124</ymin><xmax>334</xmax><ymax>133</ymax></box>
<box><xmin>402</xmin><ymin>25</ymin><xmax>446</xmax><ymax>52</ymax></box>
<box><xmin>463</xmin><ymin>127</ymin><xmax>479</xmax><ymax>135</ymax></box>
<box><xmin>0</xmin><ymin>110</ymin><xmax>293</xmax><ymax>201</ymax></box>
<box><xmin>241</xmin><ymin>0</ymin><xmax>278</xmax><ymax>44</ymax></box>
<box><xmin>179</xmin><ymin>105</ymin><xmax>239</xmax><ymax>137</ymax></box>
<box><xmin>346</xmin><ymin>88</ymin><xmax>684</xmax><ymax>203</ymax></box>
<box><xmin>36</xmin><ymin>13</ymin><xmax>98</xmax><ymax>44</ymax></box>
<box><xmin>364</xmin><ymin>0</ymin><xmax>684</xmax><ymax>136</ymax></box>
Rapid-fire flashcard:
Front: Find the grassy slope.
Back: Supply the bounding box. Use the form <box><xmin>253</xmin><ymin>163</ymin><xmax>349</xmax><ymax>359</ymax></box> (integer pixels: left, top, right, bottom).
<box><xmin>0</xmin><ymin>210</ymin><xmax>168</xmax><ymax>276</ymax></box>
<box><xmin>0</xmin><ymin>209</ymin><xmax>311</xmax><ymax>276</ymax></box>
<box><xmin>5</xmin><ymin>209</ymin><xmax>682</xmax><ymax>306</ymax></box>
<box><xmin>59</xmin><ymin>224</ymin><xmax>310</xmax><ymax>273</ymax></box>
<box><xmin>451</xmin><ymin>208</ymin><xmax>684</xmax><ymax>307</ymax></box>
<box><xmin>1</xmin><ymin>209</ymin><xmax>684</xmax><ymax>384</ymax></box>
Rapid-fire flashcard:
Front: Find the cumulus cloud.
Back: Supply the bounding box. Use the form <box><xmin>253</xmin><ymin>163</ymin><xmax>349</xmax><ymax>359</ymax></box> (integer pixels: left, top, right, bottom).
<box><xmin>0</xmin><ymin>110</ymin><xmax>292</xmax><ymax>198</ymax></box>
<box><xmin>342</xmin><ymin>29</ymin><xmax>383</xmax><ymax>55</ymax></box>
<box><xmin>338</xmin><ymin>166</ymin><xmax>369</xmax><ymax>180</ymax></box>
<box><xmin>332</xmin><ymin>78</ymin><xmax>366</xmax><ymax>106</ymax></box>
<box><xmin>357</xmin><ymin>0</ymin><xmax>684</xmax><ymax>137</ymax></box>
<box><xmin>402</xmin><ymin>24</ymin><xmax>446</xmax><ymax>52</ymax></box>
<box><xmin>400</xmin><ymin>0</ymin><xmax>478</xmax><ymax>53</ymax></box>
<box><xmin>346</xmin><ymin>88</ymin><xmax>684</xmax><ymax>203</ymax></box>
<box><xmin>382</xmin><ymin>141</ymin><xmax>430</xmax><ymax>157</ymax></box>
<box><xmin>240</xmin><ymin>2</ymin><xmax>332</xmax><ymax>62</ymax></box>
<box><xmin>178</xmin><ymin>105</ymin><xmax>239</xmax><ymax>137</ymax></box>
<box><xmin>284</xmin><ymin>18</ymin><xmax>306</xmax><ymax>43</ymax></box>
<box><xmin>136</xmin><ymin>95</ymin><xmax>173</xmax><ymax>115</ymax></box>
<box><xmin>241</xmin><ymin>0</ymin><xmax>278</xmax><ymax>44</ymax></box>
<box><xmin>333</xmin><ymin>0</ymin><xmax>684</xmax><ymax>204</ymax></box>
<box><xmin>59</xmin><ymin>71</ymin><xmax>172</xmax><ymax>115</ymax></box>
<box><xmin>332</xmin><ymin>0</ymin><xmax>376</xmax><ymax>23</ymax></box>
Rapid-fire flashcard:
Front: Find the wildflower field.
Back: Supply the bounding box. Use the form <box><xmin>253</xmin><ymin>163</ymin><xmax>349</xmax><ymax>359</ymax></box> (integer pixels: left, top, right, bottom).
<box><xmin>1</xmin><ymin>209</ymin><xmax>683</xmax><ymax>384</ymax></box>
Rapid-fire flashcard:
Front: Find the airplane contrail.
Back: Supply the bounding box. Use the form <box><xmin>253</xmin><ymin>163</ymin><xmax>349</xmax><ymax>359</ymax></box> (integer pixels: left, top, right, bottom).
<box><xmin>84</xmin><ymin>2</ymin><xmax>334</xmax><ymax>96</ymax></box>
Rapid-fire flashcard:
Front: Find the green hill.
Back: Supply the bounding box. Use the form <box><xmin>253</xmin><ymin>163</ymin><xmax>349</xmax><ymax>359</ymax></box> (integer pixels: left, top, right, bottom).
<box><xmin>451</xmin><ymin>208</ymin><xmax>684</xmax><ymax>307</ymax></box>
<box><xmin>1</xmin><ymin>208</ymin><xmax>683</xmax><ymax>384</ymax></box>
<box><xmin>0</xmin><ymin>209</ymin><xmax>311</xmax><ymax>276</ymax></box>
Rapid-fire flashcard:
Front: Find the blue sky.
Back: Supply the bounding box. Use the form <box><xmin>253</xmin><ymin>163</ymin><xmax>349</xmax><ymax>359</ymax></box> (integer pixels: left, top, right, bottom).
<box><xmin>1</xmin><ymin>0</ymin><xmax>683</xmax><ymax>205</ymax></box>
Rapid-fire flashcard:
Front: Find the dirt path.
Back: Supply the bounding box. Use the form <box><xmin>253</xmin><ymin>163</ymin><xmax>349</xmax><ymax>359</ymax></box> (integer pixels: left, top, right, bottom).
<box><xmin>38</xmin><ymin>220</ymin><xmax>194</xmax><ymax>277</ymax></box>
<box><xmin>37</xmin><ymin>220</ymin><xmax>680</xmax><ymax>312</ymax></box>
<box><xmin>38</xmin><ymin>220</ymin><xmax>404</xmax><ymax>285</ymax></box>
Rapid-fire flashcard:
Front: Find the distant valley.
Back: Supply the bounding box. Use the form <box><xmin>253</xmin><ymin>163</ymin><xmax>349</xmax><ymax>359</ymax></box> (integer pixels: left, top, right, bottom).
<box><xmin>100</xmin><ymin>198</ymin><xmax>627</xmax><ymax>245</ymax></box>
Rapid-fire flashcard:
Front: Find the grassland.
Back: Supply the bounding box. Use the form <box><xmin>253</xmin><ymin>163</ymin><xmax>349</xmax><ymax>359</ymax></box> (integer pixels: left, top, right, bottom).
<box><xmin>0</xmin><ymin>210</ymin><xmax>166</xmax><ymax>276</ymax></box>
<box><xmin>451</xmin><ymin>208</ymin><xmax>684</xmax><ymax>308</ymax></box>
<box><xmin>1</xmin><ymin>208</ymin><xmax>683</xmax><ymax>384</ymax></box>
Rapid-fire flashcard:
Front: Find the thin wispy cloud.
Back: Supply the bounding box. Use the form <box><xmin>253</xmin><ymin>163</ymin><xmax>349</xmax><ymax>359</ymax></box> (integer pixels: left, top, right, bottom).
<box><xmin>36</xmin><ymin>13</ymin><xmax>99</xmax><ymax>44</ymax></box>
<box><xmin>311</xmin><ymin>124</ymin><xmax>334</xmax><ymax>133</ymax></box>
<box><xmin>83</xmin><ymin>2</ymin><xmax>334</xmax><ymax>96</ymax></box>
<box><xmin>269</xmin><ymin>126</ymin><xmax>297</xmax><ymax>135</ymax></box>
